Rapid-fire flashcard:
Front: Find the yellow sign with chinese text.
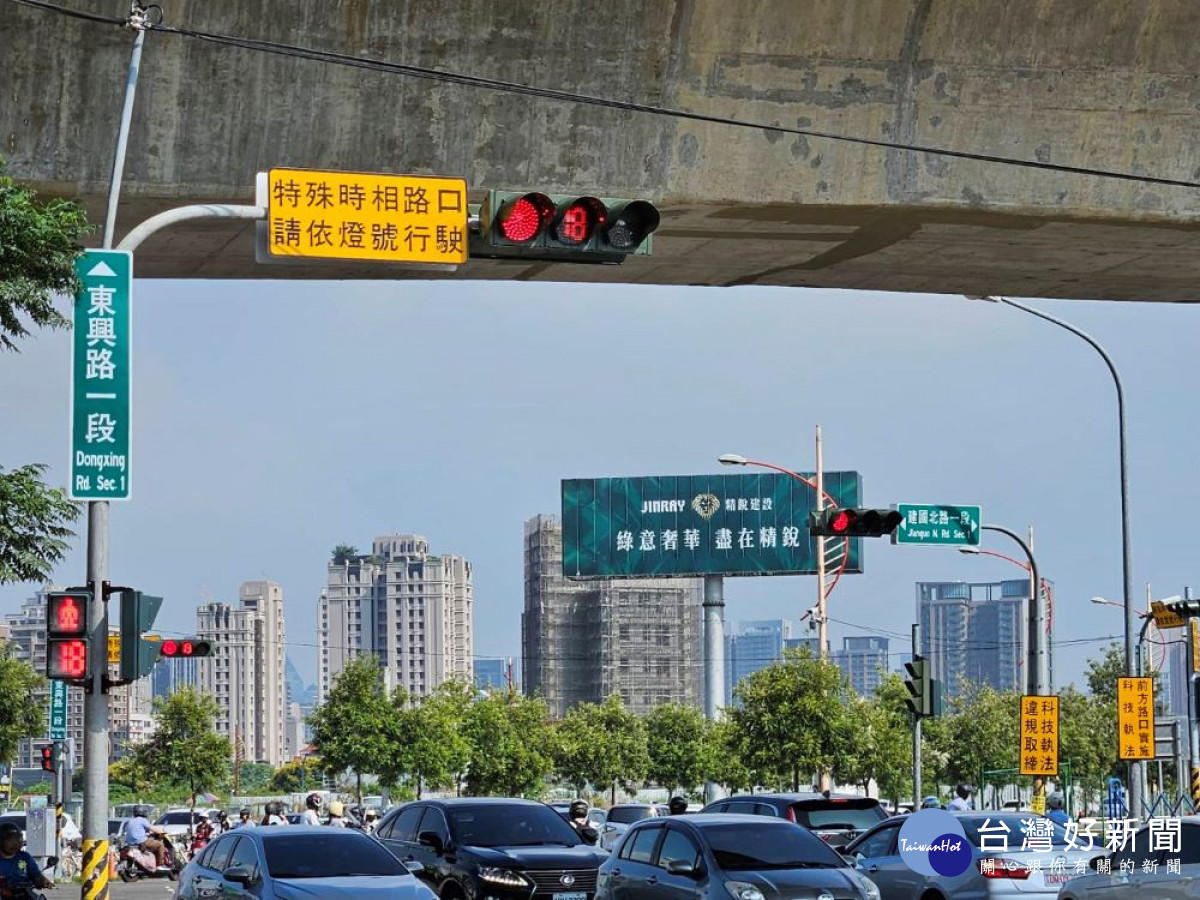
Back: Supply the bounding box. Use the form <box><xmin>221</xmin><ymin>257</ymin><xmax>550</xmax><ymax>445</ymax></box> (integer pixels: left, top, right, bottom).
<box><xmin>108</xmin><ymin>633</ymin><xmax>120</xmax><ymax>665</ymax></box>
<box><xmin>1117</xmin><ymin>676</ymin><xmax>1155</xmax><ymax>760</ymax></box>
<box><xmin>1151</xmin><ymin>601</ymin><xmax>1186</xmax><ymax>630</ymax></box>
<box><xmin>266</xmin><ymin>168</ymin><xmax>467</xmax><ymax>265</ymax></box>
<box><xmin>1019</xmin><ymin>695</ymin><xmax>1059</xmax><ymax>776</ymax></box>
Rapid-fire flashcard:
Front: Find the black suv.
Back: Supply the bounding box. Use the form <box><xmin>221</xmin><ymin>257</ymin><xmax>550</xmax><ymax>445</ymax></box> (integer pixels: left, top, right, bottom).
<box><xmin>375</xmin><ymin>798</ymin><xmax>608</xmax><ymax>900</ymax></box>
<box><xmin>699</xmin><ymin>792</ymin><xmax>887</xmax><ymax>845</ymax></box>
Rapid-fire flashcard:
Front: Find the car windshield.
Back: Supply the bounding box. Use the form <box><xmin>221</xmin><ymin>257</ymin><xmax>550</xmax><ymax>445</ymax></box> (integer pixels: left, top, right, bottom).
<box><xmin>609</xmin><ymin>807</ymin><xmax>655</xmax><ymax>825</ymax></box>
<box><xmin>447</xmin><ymin>805</ymin><xmax>583</xmax><ymax>848</ymax></box>
<box><xmin>791</xmin><ymin>801</ymin><xmax>886</xmax><ymax>831</ymax></box>
<box><xmin>960</xmin><ymin>815</ymin><xmax>1071</xmax><ymax>849</ymax></box>
<box><xmin>706</xmin><ymin>824</ymin><xmax>846</xmax><ymax>871</ymax></box>
<box><xmin>157</xmin><ymin>812</ymin><xmax>198</xmax><ymax>825</ymax></box>
<box><xmin>264</xmin><ymin>833</ymin><xmax>408</xmax><ymax>878</ymax></box>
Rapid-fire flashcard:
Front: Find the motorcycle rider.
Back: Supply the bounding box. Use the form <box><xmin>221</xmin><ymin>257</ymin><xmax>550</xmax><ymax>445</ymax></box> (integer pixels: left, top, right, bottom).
<box><xmin>0</xmin><ymin>822</ymin><xmax>53</xmax><ymax>892</ymax></box>
<box><xmin>325</xmin><ymin>801</ymin><xmax>348</xmax><ymax>827</ymax></box>
<box><xmin>232</xmin><ymin>808</ymin><xmax>253</xmax><ymax>830</ymax></box>
<box><xmin>1046</xmin><ymin>792</ymin><xmax>1070</xmax><ymax>826</ymax></box>
<box><xmin>947</xmin><ymin>784</ymin><xmax>974</xmax><ymax>811</ymax></box>
<box><xmin>121</xmin><ymin>806</ymin><xmax>168</xmax><ymax>870</ymax></box>
<box><xmin>667</xmin><ymin>796</ymin><xmax>689</xmax><ymax>816</ymax></box>
<box><xmin>261</xmin><ymin>802</ymin><xmax>289</xmax><ymax>826</ymax></box>
<box><xmin>921</xmin><ymin>796</ymin><xmax>943</xmax><ymax>810</ymax></box>
<box><xmin>301</xmin><ymin>794</ymin><xmax>322</xmax><ymax>826</ymax></box>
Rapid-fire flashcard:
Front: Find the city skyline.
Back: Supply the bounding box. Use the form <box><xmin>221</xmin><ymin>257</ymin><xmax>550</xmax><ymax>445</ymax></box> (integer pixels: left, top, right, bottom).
<box><xmin>2</xmin><ymin>281</ymin><xmax>1197</xmax><ymax>693</ymax></box>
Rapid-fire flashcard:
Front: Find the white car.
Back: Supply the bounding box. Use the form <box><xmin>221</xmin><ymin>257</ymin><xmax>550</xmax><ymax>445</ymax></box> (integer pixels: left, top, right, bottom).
<box><xmin>153</xmin><ymin>807</ymin><xmax>220</xmax><ymax>839</ymax></box>
<box><xmin>599</xmin><ymin>803</ymin><xmax>662</xmax><ymax>851</ymax></box>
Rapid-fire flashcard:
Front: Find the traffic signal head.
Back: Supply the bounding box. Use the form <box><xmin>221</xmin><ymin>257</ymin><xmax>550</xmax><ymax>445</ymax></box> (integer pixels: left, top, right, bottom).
<box><xmin>118</xmin><ymin>590</ymin><xmax>164</xmax><ymax>683</ymax></box>
<box><xmin>45</xmin><ymin>590</ymin><xmax>92</xmax><ymax>682</ymax></box>
<box><xmin>904</xmin><ymin>658</ymin><xmax>931</xmax><ymax>718</ymax></box>
<box><xmin>809</xmin><ymin>507</ymin><xmax>903</xmax><ymax>538</ymax></box>
<box><xmin>40</xmin><ymin>745</ymin><xmax>54</xmax><ymax>772</ymax></box>
<box><xmin>159</xmin><ymin>638</ymin><xmax>211</xmax><ymax>659</ymax></box>
<box><xmin>1166</xmin><ymin>599</ymin><xmax>1200</xmax><ymax>618</ymax></box>
<box><xmin>478</xmin><ymin>191</ymin><xmax>660</xmax><ymax>262</ymax></box>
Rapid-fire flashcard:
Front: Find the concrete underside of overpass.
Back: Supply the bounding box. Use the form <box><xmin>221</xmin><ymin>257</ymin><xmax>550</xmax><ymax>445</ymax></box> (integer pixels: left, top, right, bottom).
<box><xmin>5</xmin><ymin>0</ymin><xmax>1200</xmax><ymax>301</ymax></box>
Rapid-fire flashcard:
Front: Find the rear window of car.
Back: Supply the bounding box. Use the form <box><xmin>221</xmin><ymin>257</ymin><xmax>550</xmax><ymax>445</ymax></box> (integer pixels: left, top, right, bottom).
<box><xmin>609</xmin><ymin>807</ymin><xmax>655</xmax><ymax>825</ymax></box>
<box><xmin>705</xmin><ymin>823</ymin><xmax>846</xmax><ymax>870</ymax></box>
<box><xmin>790</xmin><ymin>800</ymin><xmax>886</xmax><ymax>830</ymax></box>
<box><xmin>959</xmin><ymin>815</ymin><xmax>1070</xmax><ymax>848</ymax></box>
<box><xmin>158</xmin><ymin>812</ymin><xmax>197</xmax><ymax>825</ymax></box>
<box><xmin>263</xmin><ymin>833</ymin><xmax>407</xmax><ymax>878</ymax></box>
<box><xmin>446</xmin><ymin>804</ymin><xmax>583</xmax><ymax>848</ymax></box>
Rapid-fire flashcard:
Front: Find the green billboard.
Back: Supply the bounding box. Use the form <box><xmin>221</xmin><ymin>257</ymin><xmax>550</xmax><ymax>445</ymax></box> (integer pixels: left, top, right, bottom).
<box><xmin>562</xmin><ymin>471</ymin><xmax>863</xmax><ymax>578</ymax></box>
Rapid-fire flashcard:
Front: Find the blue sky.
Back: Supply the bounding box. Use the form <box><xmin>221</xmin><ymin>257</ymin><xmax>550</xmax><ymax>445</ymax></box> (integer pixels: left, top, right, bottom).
<box><xmin>2</xmin><ymin>279</ymin><xmax>1197</xmax><ymax>691</ymax></box>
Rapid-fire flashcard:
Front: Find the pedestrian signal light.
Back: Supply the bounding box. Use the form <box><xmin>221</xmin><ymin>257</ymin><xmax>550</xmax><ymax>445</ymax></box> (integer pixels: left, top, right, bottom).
<box><xmin>40</xmin><ymin>745</ymin><xmax>54</xmax><ymax>772</ymax></box>
<box><xmin>809</xmin><ymin>507</ymin><xmax>903</xmax><ymax>538</ymax></box>
<box><xmin>46</xmin><ymin>590</ymin><xmax>92</xmax><ymax>682</ymax></box>
<box><xmin>159</xmin><ymin>638</ymin><xmax>211</xmax><ymax>659</ymax></box>
<box><xmin>478</xmin><ymin>191</ymin><xmax>660</xmax><ymax>262</ymax></box>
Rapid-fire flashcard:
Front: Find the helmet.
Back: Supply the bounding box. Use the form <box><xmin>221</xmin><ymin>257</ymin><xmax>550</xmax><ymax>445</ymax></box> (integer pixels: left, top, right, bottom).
<box><xmin>921</xmin><ymin>796</ymin><xmax>941</xmax><ymax>809</ymax></box>
<box><xmin>956</xmin><ymin>783</ymin><xmax>972</xmax><ymax>799</ymax></box>
<box><xmin>0</xmin><ymin>822</ymin><xmax>20</xmax><ymax>842</ymax></box>
<box><xmin>239</xmin><ymin>808</ymin><xmax>252</xmax><ymax>817</ymax></box>
<box><xmin>569</xmin><ymin>799</ymin><xmax>589</xmax><ymax>817</ymax></box>
<box><xmin>135</xmin><ymin>805</ymin><xmax>153</xmax><ymax>818</ymax></box>
<box><xmin>328</xmin><ymin>801</ymin><xmax>345</xmax><ymax>817</ymax></box>
<box><xmin>267</xmin><ymin>801</ymin><xmax>284</xmax><ymax>816</ymax></box>
<box><xmin>217</xmin><ymin>811</ymin><xmax>228</xmax><ymax>821</ymax></box>
<box><xmin>668</xmin><ymin>796</ymin><xmax>688</xmax><ymax>815</ymax></box>
<box><xmin>306</xmin><ymin>793</ymin><xmax>322</xmax><ymax>810</ymax></box>
<box><xmin>1047</xmin><ymin>792</ymin><xmax>1064</xmax><ymax>810</ymax></box>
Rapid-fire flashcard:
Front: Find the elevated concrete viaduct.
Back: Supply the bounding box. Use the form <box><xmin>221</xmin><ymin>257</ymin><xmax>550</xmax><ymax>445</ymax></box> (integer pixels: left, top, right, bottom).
<box><xmin>5</xmin><ymin>0</ymin><xmax>1200</xmax><ymax>301</ymax></box>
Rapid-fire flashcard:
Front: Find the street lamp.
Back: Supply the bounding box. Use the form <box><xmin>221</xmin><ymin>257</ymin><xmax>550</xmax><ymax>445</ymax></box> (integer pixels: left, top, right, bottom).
<box><xmin>970</xmin><ymin>293</ymin><xmax>1139</xmax><ymax>815</ymax></box>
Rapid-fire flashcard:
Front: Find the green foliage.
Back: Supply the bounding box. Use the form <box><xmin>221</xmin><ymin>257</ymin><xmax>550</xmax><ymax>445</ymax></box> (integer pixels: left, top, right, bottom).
<box><xmin>331</xmin><ymin>544</ymin><xmax>359</xmax><ymax>564</ymax></box>
<box><xmin>462</xmin><ymin>689</ymin><xmax>554</xmax><ymax>797</ymax></box>
<box><xmin>308</xmin><ymin>655</ymin><xmax>398</xmax><ymax>784</ymax></box>
<box><xmin>135</xmin><ymin>688</ymin><xmax>232</xmax><ymax>801</ymax></box>
<box><xmin>395</xmin><ymin>680</ymin><xmax>473</xmax><ymax>796</ymax></box>
<box><xmin>1086</xmin><ymin>643</ymin><xmax>1129</xmax><ymax>706</ymax></box>
<box><xmin>644</xmin><ymin>702</ymin><xmax>709</xmax><ymax>793</ymax></box>
<box><xmin>0</xmin><ymin>645</ymin><xmax>45</xmax><ymax>762</ymax></box>
<box><xmin>840</xmin><ymin>673</ymin><xmax>913</xmax><ymax>804</ymax></box>
<box><xmin>927</xmin><ymin>681</ymin><xmax>1020</xmax><ymax>789</ymax></box>
<box><xmin>706</xmin><ymin>718</ymin><xmax>754</xmax><ymax>793</ymax></box>
<box><xmin>727</xmin><ymin>647</ymin><xmax>852</xmax><ymax>790</ymax></box>
<box><xmin>0</xmin><ymin>464</ymin><xmax>80</xmax><ymax>585</ymax></box>
<box><xmin>0</xmin><ymin>160</ymin><xmax>94</xmax><ymax>351</ymax></box>
<box><xmin>269</xmin><ymin>758</ymin><xmax>323</xmax><ymax>793</ymax></box>
<box><xmin>236</xmin><ymin>762</ymin><xmax>274</xmax><ymax>794</ymax></box>
<box><xmin>554</xmin><ymin>695</ymin><xmax>649</xmax><ymax>795</ymax></box>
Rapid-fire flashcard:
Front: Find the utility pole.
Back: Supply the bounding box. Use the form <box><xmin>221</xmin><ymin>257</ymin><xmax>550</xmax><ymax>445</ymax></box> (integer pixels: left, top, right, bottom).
<box><xmin>1186</xmin><ymin>587</ymin><xmax>1200</xmax><ymax>809</ymax></box>
<box><xmin>702</xmin><ymin>576</ymin><xmax>725</xmax><ymax>804</ymax></box>
<box><xmin>814</xmin><ymin>426</ymin><xmax>827</xmax><ymax>660</ymax></box>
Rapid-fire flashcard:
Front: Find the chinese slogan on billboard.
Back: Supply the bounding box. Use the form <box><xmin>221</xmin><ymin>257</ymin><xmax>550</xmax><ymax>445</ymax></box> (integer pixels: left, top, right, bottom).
<box><xmin>266</xmin><ymin>168</ymin><xmax>467</xmax><ymax>265</ymax></box>
<box><xmin>562</xmin><ymin>471</ymin><xmax>863</xmax><ymax>578</ymax></box>
<box><xmin>1118</xmin><ymin>676</ymin><xmax>1155</xmax><ymax>760</ymax></box>
<box><xmin>1019</xmin><ymin>695</ymin><xmax>1059</xmax><ymax>776</ymax></box>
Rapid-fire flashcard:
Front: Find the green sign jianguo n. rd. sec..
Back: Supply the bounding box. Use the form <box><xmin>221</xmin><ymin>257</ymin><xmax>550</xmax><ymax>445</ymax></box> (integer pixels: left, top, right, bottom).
<box><xmin>562</xmin><ymin>472</ymin><xmax>863</xmax><ymax>578</ymax></box>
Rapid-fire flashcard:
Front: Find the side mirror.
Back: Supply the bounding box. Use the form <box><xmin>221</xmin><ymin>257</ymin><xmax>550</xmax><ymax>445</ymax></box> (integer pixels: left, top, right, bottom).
<box><xmin>405</xmin><ymin>860</ymin><xmax>425</xmax><ymax>874</ymax></box>
<box><xmin>829</xmin><ymin>844</ymin><xmax>847</xmax><ymax>854</ymax></box>
<box><xmin>665</xmin><ymin>859</ymin><xmax>698</xmax><ymax>877</ymax></box>
<box><xmin>417</xmin><ymin>831</ymin><xmax>445</xmax><ymax>854</ymax></box>
<box><xmin>223</xmin><ymin>866</ymin><xmax>256</xmax><ymax>885</ymax></box>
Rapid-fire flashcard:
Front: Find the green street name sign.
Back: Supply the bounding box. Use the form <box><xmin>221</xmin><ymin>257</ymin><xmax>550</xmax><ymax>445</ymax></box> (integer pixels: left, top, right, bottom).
<box><xmin>562</xmin><ymin>471</ymin><xmax>863</xmax><ymax>578</ymax></box>
<box><xmin>49</xmin><ymin>679</ymin><xmax>67</xmax><ymax>740</ymax></box>
<box><xmin>893</xmin><ymin>503</ymin><xmax>982</xmax><ymax>546</ymax></box>
<box><xmin>70</xmin><ymin>250</ymin><xmax>132</xmax><ymax>500</ymax></box>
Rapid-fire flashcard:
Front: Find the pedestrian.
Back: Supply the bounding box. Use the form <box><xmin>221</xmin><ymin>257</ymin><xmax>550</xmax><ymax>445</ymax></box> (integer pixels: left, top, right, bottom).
<box><xmin>947</xmin><ymin>784</ymin><xmax>974</xmax><ymax>811</ymax></box>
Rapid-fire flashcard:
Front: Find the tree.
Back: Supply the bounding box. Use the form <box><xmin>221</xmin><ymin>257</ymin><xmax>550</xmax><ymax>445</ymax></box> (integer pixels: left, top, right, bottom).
<box><xmin>927</xmin><ymin>682</ymin><xmax>1020</xmax><ymax>804</ymax></box>
<box><xmin>269</xmin><ymin>758</ymin><xmax>323</xmax><ymax>793</ymax></box>
<box><xmin>331</xmin><ymin>544</ymin><xmax>359</xmax><ymax>564</ymax></box>
<box><xmin>235</xmin><ymin>761</ymin><xmax>274</xmax><ymax>794</ymax></box>
<box><xmin>645</xmin><ymin>702</ymin><xmax>710</xmax><ymax>794</ymax></box>
<box><xmin>307</xmin><ymin>655</ymin><xmax>398</xmax><ymax>802</ymax></box>
<box><xmin>395</xmin><ymin>680</ymin><xmax>472</xmax><ymax>797</ymax></box>
<box><xmin>462</xmin><ymin>690</ymin><xmax>554</xmax><ymax>797</ymax></box>
<box><xmin>0</xmin><ymin>160</ymin><xmax>93</xmax><ymax>351</ymax></box>
<box><xmin>135</xmin><ymin>688</ymin><xmax>231</xmax><ymax>818</ymax></box>
<box><xmin>706</xmin><ymin>718</ymin><xmax>754</xmax><ymax>794</ymax></box>
<box><xmin>726</xmin><ymin>648</ymin><xmax>852</xmax><ymax>790</ymax></box>
<box><xmin>0</xmin><ymin>646</ymin><xmax>44</xmax><ymax>762</ymax></box>
<box><xmin>0</xmin><ymin>464</ymin><xmax>79</xmax><ymax>585</ymax></box>
<box><xmin>839</xmin><ymin>673</ymin><xmax>913</xmax><ymax>806</ymax></box>
<box><xmin>554</xmin><ymin>695</ymin><xmax>649</xmax><ymax>798</ymax></box>
<box><xmin>1085</xmin><ymin>643</ymin><xmax>1127</xmax><ymax>707</ymax></box>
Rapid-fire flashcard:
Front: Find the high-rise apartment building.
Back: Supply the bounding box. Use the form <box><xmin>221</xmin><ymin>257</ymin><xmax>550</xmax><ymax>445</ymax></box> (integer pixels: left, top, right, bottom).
<box><xmin>318</xmin><ymin>534</ymin><xmax>473</xmax><ymax>701</ymax></box>
<box><xmin>197</xmin><ymin>581</ymin><xmax>287</xmax><ymax>766</ymax></box>
<box><xmin>151</xmin><ymin>655</ymin><xmax>199</xmax><ymax>700</ymax></box>
<box><xmin>521</xmin><ymin>515</ymin><xmax>703</xmax><ymax>718</ymax></box>
<box><xmin>725</xmin><ymin>620</ymin><xmax>791</xmax><ymax>705</ymax></box>
<box><xmin>833</xmin><ymin>635</ymin><xmax>890</xmax><ymax>696</ymax></box>
<box><xmin>918</xmin><ymin>579</ymin><xmax>1053</xmax><ymax>700</ymax></box>
<box><xmin>2</xmin><ymin>592</ymin><xmax>151</xmax><ymax>767</ymax></box>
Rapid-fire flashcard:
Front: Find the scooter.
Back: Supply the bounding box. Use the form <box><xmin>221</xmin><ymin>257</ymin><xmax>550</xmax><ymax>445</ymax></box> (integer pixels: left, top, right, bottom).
<box><xmin>118</xmin><ymin>835</ymin><xmax>184</xmax><ymax>882</ymax></box>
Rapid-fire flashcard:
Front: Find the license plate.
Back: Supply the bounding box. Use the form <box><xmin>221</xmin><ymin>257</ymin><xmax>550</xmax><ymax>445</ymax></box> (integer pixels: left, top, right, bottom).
<box><xmin>1045</xmin><ymin>874</ymin><xmax>1071</xmax><ymax>884</ymax></box>
<box><xmin>554</xmin><ymin>893</ymin><xmax>586</xmax><ymax>900</ymax></box>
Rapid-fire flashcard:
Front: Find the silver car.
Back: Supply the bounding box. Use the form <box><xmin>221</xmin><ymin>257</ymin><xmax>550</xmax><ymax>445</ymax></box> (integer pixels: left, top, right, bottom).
<box><xmin>842</xmin><ymin>811</ymin><xmax>1104</xmax><ymax>898</ymax></box>
<box><xmin>1057</xmin><ymin>817</ymin><xmax>1200</xmax><ymax>899</ymax></box>
<box><xmin>599</xmin><ymin>804</ymin><xmax>662</xmax><ymax>851</ymax></box>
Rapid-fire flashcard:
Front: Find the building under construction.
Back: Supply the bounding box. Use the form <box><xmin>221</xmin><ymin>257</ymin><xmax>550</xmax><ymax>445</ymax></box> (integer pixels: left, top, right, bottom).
<box><xmin>522</xmin><ymin>514</ymin><xmax>703</xmax><ymax>718</ymax></box>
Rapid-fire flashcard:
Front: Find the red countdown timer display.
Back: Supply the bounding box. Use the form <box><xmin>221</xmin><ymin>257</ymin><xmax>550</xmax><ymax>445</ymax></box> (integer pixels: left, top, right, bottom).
<box><xmin>48</xmin><ymin>640</ymin><xmax>88</xmax><ymax>679</ymax></box>
<box><xmin>46</xmin><ymin>590</ymin><xmax>91</xmax><ymax>681</ymax></box>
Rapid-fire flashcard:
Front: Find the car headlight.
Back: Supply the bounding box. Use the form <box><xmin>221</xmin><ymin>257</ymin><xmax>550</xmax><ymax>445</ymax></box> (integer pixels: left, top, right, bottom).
<box><xmin>478</xmin><ymin>868</ymin><xmax>532</xmax><ymax>889</ymax></box>
<box><xmin>725</xmin><ymin>881</ymin><xmax>765</xmax><ymax>900</ymax></box>
<box><xmin>855</xmin><ymin>872</ymin><xmax>880</xmax><ymax>900</ymax></box>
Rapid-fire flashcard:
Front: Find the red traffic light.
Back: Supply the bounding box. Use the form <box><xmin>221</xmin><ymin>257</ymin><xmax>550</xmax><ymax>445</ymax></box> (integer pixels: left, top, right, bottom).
<box><xmin>160</xmin><ymin>638</ymin><xmax>211</xmax><ymax>658</ymax></box>
<box><xmin>47</xmin><ymin>639</ymin><xmax>88</xmax><ymax>680</ymax></box>
<box><xmin>40</xmin><ymin>746</ymin><xmax>54</xmax><ymax>772</ymax></box>
<box><xmin>829</xmin><ymin>510</ymin><xmax>853</xmax><ymax>534</ymax></box>
<box><xmin>47</xmin><ymin>592</ymin><xmax>88</xmax><ymax>637</ymax></box>
<box><xmin>496</xmin><ymin>192</ymin><xmax>555</xmax><ymax>244</ymax></box>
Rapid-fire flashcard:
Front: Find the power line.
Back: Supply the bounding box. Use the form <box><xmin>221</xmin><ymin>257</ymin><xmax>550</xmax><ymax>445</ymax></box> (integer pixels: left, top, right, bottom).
<box><xmin>11</xmin><ymin>0</ymin><xmax>1200</xmax><ymax>191</ymax></box>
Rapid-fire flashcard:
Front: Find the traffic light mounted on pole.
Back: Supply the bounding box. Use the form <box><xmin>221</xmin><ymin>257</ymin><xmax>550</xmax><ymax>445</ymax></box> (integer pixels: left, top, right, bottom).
<box><xmin>45</xmin><ymin>589</ymin><xmax>92</xmax><ymax>683</ymax></box>
<box><xmin>159</xmin><ymin>638</ymin><xmax>212</xmax><ymax>659</ymax></box>
<box><xmin>474</xmin><ymin>191</ymin><xmax>660</xmax><ymax>263</ymax></box>
<box><xmin>904</xmin><ymin>657</ymin><xmax>943</xmax><ymax>719</ymax></box>
<box><xmin>117</xmin><ymin>589</ymin><xmax>164</xmax><ymax>683</ymax></box>
<box><xmin>809</xmin><ymin>508</ymin><xmax>904</xmax><ymax>538</ymax></box>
